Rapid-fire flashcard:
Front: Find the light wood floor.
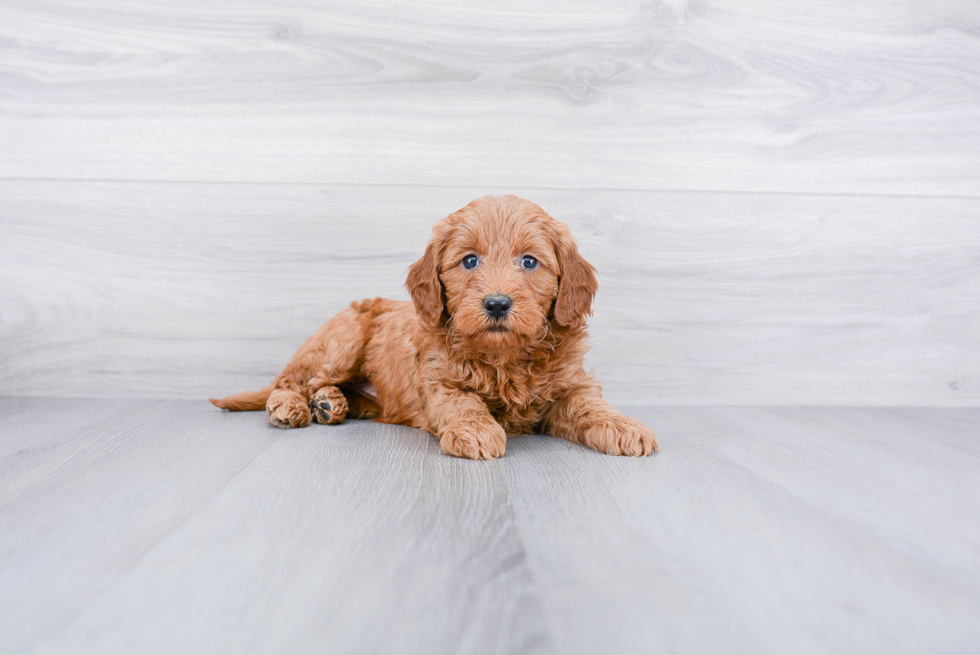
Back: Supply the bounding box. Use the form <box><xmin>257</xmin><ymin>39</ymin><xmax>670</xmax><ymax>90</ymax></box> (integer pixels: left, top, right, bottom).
<box><xmin>2</xmin><ymin>399</ymin><xmax>978</xmax><ymax>653</ymax></box>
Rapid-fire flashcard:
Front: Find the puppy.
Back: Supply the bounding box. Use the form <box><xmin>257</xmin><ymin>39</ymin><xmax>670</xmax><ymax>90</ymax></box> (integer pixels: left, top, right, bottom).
<box><xmin>211</xmin><ymin>195</ymin><xmax>657</xmax><ymax>459</ymax></box>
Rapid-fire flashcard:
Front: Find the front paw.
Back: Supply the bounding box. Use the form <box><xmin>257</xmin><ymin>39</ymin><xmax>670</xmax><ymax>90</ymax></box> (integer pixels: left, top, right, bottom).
<box><xmin>438</xmin><ymin>420</ymin><xmax>507</xmax><ymax>460</ymax></box>
<box><xmin>587</xmin><ymin>415</ymin><xmax>658</xmax><ymax>457</ymax></box>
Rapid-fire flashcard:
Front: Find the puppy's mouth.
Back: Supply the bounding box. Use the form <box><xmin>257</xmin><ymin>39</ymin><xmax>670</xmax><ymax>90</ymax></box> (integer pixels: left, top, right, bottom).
<box><xmin>485</xmin><ymin>325</ymin><xmax>509</xmax><ymax>333</ymax></box>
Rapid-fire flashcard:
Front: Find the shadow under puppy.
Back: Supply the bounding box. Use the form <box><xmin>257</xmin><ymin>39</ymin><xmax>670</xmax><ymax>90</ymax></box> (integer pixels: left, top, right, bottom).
<box><xmin>212</xmin><ymin>195</ymin><xmax>658</xmax><ymax>459</ymax></box>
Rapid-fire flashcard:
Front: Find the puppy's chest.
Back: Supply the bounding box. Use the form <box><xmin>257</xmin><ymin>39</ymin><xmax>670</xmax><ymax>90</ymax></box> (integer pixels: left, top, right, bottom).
<box><xmin>463</xmin><ymin>365</ymin><xmax>555</xmax><ymax>431</ymax></box>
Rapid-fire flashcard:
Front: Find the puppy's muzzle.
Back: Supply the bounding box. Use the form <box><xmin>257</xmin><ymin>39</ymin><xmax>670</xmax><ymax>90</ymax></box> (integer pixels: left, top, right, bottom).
<box><xmin>483</xmin><ymin>294</ymin><xmax>512</xmax><ymax>319</ymax></box>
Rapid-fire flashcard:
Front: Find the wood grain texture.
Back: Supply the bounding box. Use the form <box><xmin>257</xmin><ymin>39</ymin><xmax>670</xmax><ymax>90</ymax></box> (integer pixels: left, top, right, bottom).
<box><xmin>1</xmin><ymin>400</ymin><xmax>978</xmax><ymax>653</ymax></box>
<box><xmin>0</xmin><ymin>399</ymin><xmax>547</xmax><ymax>655</ymax></box>
<box><xmin>1</xmin><ymin>181</ymin><xmax>978</xmax><ymax>405</ymax></box>
<box><xmin>1</xmin><ymin>0</ymin><xmax>979</xmax><ymax>194</ymax></box>
<box><xmin>503</xmin><ymin>405</ymin><xmax>980</xmax><ymax>653</ymax></box>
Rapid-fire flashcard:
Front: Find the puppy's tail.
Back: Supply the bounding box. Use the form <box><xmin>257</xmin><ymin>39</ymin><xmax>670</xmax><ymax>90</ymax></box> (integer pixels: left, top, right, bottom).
<box><xmin>210</xmin><ymin>383</ymin><xmax>275</xmax><ymax>411</ymax></box>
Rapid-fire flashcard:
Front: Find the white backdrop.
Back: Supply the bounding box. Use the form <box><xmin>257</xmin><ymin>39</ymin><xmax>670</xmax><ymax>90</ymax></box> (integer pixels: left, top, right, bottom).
<box><xmin>1</xmin><ymin>0</ymin><xmax>978</xmax><ymax>405</ymax></box>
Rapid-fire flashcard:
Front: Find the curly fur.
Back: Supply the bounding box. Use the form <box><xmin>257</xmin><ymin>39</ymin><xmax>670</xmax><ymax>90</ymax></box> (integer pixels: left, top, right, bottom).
<box><xmin>211</xmin><ymin>195</ymin><xmax>658</xmax><ymax>459</ymax></box>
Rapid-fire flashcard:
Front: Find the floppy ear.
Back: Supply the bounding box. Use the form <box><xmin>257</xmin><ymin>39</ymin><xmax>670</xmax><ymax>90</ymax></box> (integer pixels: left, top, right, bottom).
<box><xmin>406</xmin><ymin>221</ymin><xmax>450</xmax><ymax>327</ymax></box>
<box><xmin>552</xmin><ymin>224</ymin><xmax>598</xmax><ymax>327</ymax></box>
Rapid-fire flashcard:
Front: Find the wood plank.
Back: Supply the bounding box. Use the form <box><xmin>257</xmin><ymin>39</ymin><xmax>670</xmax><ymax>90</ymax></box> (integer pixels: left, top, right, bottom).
<box><xmin>1</xmin><ymin>0</ymin><xmax>979</xmax><ymax>194</ymax></box>
<box><xmin>0</xmin><ymin>397</ymin><xmax>137</xmax><ymax>505</ymax></box>
<box><xmin>502</xmin><ymin>406</ymin><xmax>980</xmax><ymax>654</ymax></box>
<box><xmin>712</xmin><ymin>407</ymin><xmax>980</xmax><ymax>576</ymax></box>
<box><xmin>1</xmin><ymin>401</ymin><xmax>978</xmax><ymax>652</ymax></box>
<box><xmin>0</xmin><ymin>399</ymin><xmax>549</xmax><ymax>654</ymax></box>
<box><xmin>1</xmin><ymin>181</ymin><xmax>978</xmax><ymax>405</ymax></box>
<box><xmin>0</xmin><ymin>401</ymin><xmax>286</xmax><ymax>653</ymax></box>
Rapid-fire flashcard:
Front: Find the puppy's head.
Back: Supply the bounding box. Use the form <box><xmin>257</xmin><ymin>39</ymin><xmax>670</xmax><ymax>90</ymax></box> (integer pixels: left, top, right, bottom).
<box><xmin>407</xmin><ymin>196</ymin><xmax>597</xmax><ymax>348</ymax></box>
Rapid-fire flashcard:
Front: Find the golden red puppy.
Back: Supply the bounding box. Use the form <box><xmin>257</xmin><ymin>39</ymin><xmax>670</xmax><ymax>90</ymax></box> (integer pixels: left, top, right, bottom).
<box><xmin>211</xmin><ymin>195</ymin><xmax>658</xmax><ymax>459</ymax></box>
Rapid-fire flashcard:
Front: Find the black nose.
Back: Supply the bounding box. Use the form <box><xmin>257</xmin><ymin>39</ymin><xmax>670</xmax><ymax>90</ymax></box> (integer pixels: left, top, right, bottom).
<box><xmin>483</xmin><ymin>294</ymin><xmax>512</xmax><ymax>319</ymax></box>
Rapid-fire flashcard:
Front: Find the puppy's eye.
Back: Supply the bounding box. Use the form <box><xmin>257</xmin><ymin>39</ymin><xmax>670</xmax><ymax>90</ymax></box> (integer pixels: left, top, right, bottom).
<box><xmin>521</xmin><ymin>255</ymin><xmax>538</xmax><ymax>270</ymax></box>
<box><xmin>462</xmin><ymin>255</ymin><xmax>479</xmax><ymax>270</ymax></box>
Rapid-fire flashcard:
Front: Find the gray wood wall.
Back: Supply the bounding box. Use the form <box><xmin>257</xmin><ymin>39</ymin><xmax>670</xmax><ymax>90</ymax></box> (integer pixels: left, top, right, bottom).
<box><xmin>1</xmin><ymin>0</ymin><xmax>978</xmax><ymax>405</ymax></box>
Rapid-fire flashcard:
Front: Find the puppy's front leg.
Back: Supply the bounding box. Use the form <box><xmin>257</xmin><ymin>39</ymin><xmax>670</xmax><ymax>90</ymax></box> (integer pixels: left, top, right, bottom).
<box><xmin>544</xmin><ymin>386</ymin><xmax>658</xmax><ymax>457</ymax></box>
<box><xmin>423</xmin><ymin>384</ymin><xmax>506</xmax><ymax>460</ymax></box>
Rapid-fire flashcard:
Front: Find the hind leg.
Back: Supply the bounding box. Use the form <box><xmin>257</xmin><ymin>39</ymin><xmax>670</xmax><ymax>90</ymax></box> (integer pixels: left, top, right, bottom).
<box><xmin>311</xmin><ymin>386</ymin><xmax>349</xmax><ymax>425</ymax></box>
<box><xmin>344</xmin><ymin>388</ymin><xmax>382</xmax><ymax>420</ymax></box>
<box><xmin>267</xmin><ymin>305</ymin><xmax>369</xmax><ymax>429</ymax></box>
<box><xmin>267</xmin><ymin>389</ymin><xmax>312</xmax><ymax>428</ymax></box>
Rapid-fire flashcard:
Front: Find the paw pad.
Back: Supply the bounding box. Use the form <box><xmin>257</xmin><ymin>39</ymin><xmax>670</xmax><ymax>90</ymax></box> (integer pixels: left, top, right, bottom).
<box><xmin>311</xmin><ymin>387</ymin><xmax>348</xmax><ymax>425</ymax></box>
